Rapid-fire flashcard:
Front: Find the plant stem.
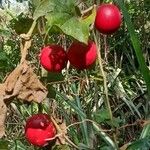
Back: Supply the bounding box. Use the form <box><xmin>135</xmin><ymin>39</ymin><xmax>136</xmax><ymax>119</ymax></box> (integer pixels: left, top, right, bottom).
<box><xmin>20</xmin><ymin>19</ymin><xmax>37</xmax><ymax>63</ymax></box>
<box><xmin>93</xmin><ymin>31</ymin><xmax>118</xmax><ymax>148</ymax></box>
<box><xmin>93</xmin><ymin>31</ymin><xmax>113</xmax><ymax>124</ymax></box>
<box><xmin>27</xmin><ymin>19</ymin><xmax>37</xmax><ymax>37</ymax></box>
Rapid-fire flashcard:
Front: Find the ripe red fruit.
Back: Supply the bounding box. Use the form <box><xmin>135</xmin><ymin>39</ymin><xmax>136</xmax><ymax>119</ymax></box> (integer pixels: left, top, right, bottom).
<box><xmin>67</xmin><ymin>41</ymin><xmax>97</xmax><ymax>70</ymax></box>
<box><xmin>39</xmin><ymin>45</ymin><xmax>67</xmax><ymax>72</ymax></box>
<box><xmin>25</xmin><ymin>113</ymin><xmax>56</xmax><ymax>147</ymax></box>
<box><xmin>94</xmin><ymin>4</ymin><xmax>122</xmax><ymax>34</ymax></box>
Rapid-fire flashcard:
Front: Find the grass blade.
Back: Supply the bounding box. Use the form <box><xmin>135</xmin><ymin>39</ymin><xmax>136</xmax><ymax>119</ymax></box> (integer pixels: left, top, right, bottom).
<box><xmin>114</xmin><ymin>0</ymin><xmax>150</xmax><ymax>97</ymax></box>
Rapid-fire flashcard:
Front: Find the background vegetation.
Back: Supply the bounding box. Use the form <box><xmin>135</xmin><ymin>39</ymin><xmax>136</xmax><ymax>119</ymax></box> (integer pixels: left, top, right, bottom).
<box><xmin>0</xmin><ymin>0</ymin><xmax>150</xmax><ymax>149</ymax></box>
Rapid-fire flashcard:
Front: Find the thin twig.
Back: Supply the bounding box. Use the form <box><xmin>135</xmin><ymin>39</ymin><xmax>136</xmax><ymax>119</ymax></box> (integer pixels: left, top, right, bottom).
<box><xmin>50</xmin><ymin>116</ymin><xmax>80</xmax><ymax>149</ymax></box>
<box><xmin>66</xmin><ymin>119</ymin><xmax>111</xmax><ymax>132</ymax></box>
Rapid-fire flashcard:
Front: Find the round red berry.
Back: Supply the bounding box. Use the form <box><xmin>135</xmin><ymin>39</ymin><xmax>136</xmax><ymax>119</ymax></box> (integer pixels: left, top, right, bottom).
<box><xmin>67</xmin><ymin>41</ymin><xmax>97</xmax><ymax>70</ymax></box>
<box><xmin>94</xmin><ymin>4</ymin><xmax>122</xmax><ymax>34</ymax></box>
<box><xmin>25</xmin><ymin>113</ymin><xmax>56</xmax><ymax>147</ymax></box>
<box><xmin>39</xmin><ymin>45</ymin><xmax>68</xmax><ymax>72</ymax></box>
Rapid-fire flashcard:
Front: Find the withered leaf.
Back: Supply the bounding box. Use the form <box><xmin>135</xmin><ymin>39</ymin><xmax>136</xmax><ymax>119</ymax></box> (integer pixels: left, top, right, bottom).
<box><xmin>0</xmin><ymin>84</ymin><xmax>7</xmax><ymax>138</ymax></box>
<box><xmin>0</xmin><ymin>60</ymin><xmax>48</xmax><ymax>138</ymax></box>
<box><xmin>4</xmin><ymin>61</ymin><xmax>47</xmax><ymax>102</ymax></box>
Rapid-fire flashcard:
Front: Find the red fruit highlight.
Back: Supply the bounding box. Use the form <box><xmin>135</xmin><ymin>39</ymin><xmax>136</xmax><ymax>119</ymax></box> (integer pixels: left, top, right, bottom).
<box><xmin>67</xmin><ymin>41</ymin><xmax>97</xmax><ymax>70</ymax></box>
<box><xmin>25</xmin><ymin>113</ymin><xmax>56</xmax><ymax>147</ymax></box>
<box><xmin>94</xmin><ymin>4</ymin><xmax>122</xmax><ymax>34</ymax></box>
<box><xmin>39</xmin><ymin>45</ymin><xmax>67</xmax><ymax>72</ymax></box>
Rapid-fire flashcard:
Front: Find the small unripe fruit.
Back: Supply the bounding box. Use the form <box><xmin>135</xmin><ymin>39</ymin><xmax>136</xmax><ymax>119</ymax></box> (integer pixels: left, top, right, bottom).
<box><xmin>67</xmin><ymin>41</ymin><xmax>97</xmax><ymax>70</ymax></box>
<box><xmin>39</xmin><ymin>45</ymin><xmax>67</xmax><ymax>72</ymax></box>
<box><xmin>25</xmin><ymin>113</ymin><xmax>56</xmax><ymax>147</ymax></box>
<box><xmin>94</xmin><ymin>4</ymin><xmax>122</xmax><ymax>34</ymax></box>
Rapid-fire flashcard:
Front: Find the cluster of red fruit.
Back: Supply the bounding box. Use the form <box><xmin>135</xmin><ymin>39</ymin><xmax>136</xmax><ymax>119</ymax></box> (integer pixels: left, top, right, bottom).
<box><xmin>25</xmin><ymin>4</ymin><xmax>122</xmax><ymax>147</ymax></box>
<box><xmin>39</xmin><ymin>4</ymin><xmax>121</xmax><ymax>72</ymax></box>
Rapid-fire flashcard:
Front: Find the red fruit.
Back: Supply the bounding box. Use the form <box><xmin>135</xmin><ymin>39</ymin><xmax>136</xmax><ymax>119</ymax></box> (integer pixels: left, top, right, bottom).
<box><xmin>39</xmin><ymin>45</ymin><xmax>67</xmax><ymax>72</ymax></box>
<box><xmin>94</xmin><ymin>4</ymin><xmax>122</xmax><ymax>34</ymax></box>
<box><xmin>25</xmin><ymin>113</ymin><xmax>56</xmax><ymax>147</ymax></box>
<box><xmin>67</xmin><ymin>41</ymin><xmax>97</xmax><ymax>70</ymax></box>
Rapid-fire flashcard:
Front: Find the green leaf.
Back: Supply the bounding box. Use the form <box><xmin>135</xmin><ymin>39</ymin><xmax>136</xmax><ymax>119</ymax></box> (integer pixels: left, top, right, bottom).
<box><xmin>93</xmin><ymin>108</ymin><xmax>110</xmax><ymax>123</ymax></box>
<box><xmin>0</xmin><ymin>52</ymin><xmax>8</xmax><ymax>61</ymax></box>
<box><xmin>33</xmin><ymin>0</ymin><xmax>54</xmax><ymax>20</ymax></box>
<box><xmin>9</xmin><ymin>140</ymin><xmax>27</xmax><ymax>150</ymax></box>
<box><xmin>33</xmin><ymin>0</ymin><xmax>96</xmax><ymax>43</ymax></box>
<box><xmin>78</xmin><ymin>143</ymin><xmax>91</xmax><ymax>149</ymax></box>
<box><xmin>31</xmin><ymin>0</ymin><xmax>41</xmax><ymax>8</ymax></box>
<box><xmin>71</xmin><ymin>84</ymin><xmax>89</xmax><ymax>145</ymax></box>
<box><xmin>93</xmin><ymin>108</ymin><xmax>121</xmax><ymax>127</ymax></box>
<box><xmin>47</xmin><ymin>72</ymin><xmax>64</xmax><ymax>82</ymax></box>
<box><xmin>100</xmin><ymin>146</ymin><xmax>113</xmax><ymax>150</ymax></box>
<box><xmin>60</xmin><ymin>17</ymin><xmax>90</xmax><ymax>44</ymax></box>
<box><xmin>107</xmin><ymin>117</ymin><xmax>121</xmax><ymax>128</ymax></box>
<box><xmin>0</xmin><ymin>140</ymin><xmax>9</xmax><ymax>149</ymax></box>
<box><xmin>127</xmin><ymin>138</ymin><xmax>150</xmax><ymax>150</ymax></box>
<box><xmin>46</xmin><ymin>12</ymin><xmax>96</xmax><ymax>44</ymax></box>
<box><xmin>52</xmin><ymin>144</ymin><xmax>70</xmax><ymax>150</ymax></box>
<box><xmin>0</xmin><ymin>29</ymin><xmax>11</xmax><ymax>37</ymax></box>
<box><xmin>56</xmin><ymin>91</ymin><xmax>86</xmax><ymax>118</ymax></box>
<box><xmin>45</xmin><ymin>1</ymin><xmax>96</xmax><ymax>43</ymax></box>
<box><xmin>93</xmin><ymin>123</ymin><xmax>117</xmax><ymax>150</ymax></box>
<box><xmin>47</xmin><ymin>85</ymin><xmax>56</xmax><ymax>98</ymax></box>
<box><xmin>10</xmin><ymin>15</ymin><xmax>35</xmax><ymax>34</ymax></box>
<box><xmin>140</xmin><ymin>124</ymin><xmax>150</xmax><ymax>139</ymax></box>
<box><xmin>33</xmin><ymin>0</ymin><xmax>75</xmax><ymax>20</ymax></box>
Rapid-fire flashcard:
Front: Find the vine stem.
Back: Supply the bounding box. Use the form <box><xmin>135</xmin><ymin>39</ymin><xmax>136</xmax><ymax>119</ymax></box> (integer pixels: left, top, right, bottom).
<box><xmin>27</xmin><ymin>19</ymin><xmax>37</xmax><ymax>37</ymax></box>
<box><xmin>20</xmin><ymin>19</ymin><xmax>37</xmax><ymax>63</ymax></box>
<box><xmin>93</xmin><ymin>31</ymin><xmax>113</xmax><ymax>123</ymax></box>
<box><xmin>93</xmin><ymin>31</ymin><xmax>118</xmax><ymax>148</ymax></box>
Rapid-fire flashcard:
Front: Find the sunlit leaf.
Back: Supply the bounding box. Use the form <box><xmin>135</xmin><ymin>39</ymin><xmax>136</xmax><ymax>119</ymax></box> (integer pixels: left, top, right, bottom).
<box><xmin>45</xmin><ymin>1</ymin><xmax>96</xmax><ymax>43</ymax></box>
<box><xmin>127</xmin><ymin>138</ymin><xmax>150</xmax><ymax>150</ymax></box>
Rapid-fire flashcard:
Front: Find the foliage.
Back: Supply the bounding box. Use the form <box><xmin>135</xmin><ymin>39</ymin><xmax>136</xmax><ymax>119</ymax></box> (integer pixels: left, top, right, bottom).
<box><xmin>0</xmin><ymin>0</ymin><xmax>150</xmax><ymax>150</ymax></box>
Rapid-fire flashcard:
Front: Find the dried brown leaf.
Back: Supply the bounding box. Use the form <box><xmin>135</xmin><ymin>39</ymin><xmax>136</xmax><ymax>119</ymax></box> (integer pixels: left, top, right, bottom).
<box><xmin>0</xmin><ymin>60</ymin><xmax>48</xmax><ymax>137</ymax></box>
<box><xmin>4</xmin><ymin>61</ymin><xmax>47</xmax><ymax>102</ymax></box>
<box><xmin>0</xmin><ymin>84</ymin><xmax>7</xmax><ymax>138</ymax></box>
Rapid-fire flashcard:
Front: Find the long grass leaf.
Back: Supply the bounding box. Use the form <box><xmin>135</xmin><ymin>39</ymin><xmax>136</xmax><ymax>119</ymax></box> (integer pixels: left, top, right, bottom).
<box><xmin>56</xmin><ymin>91</ymin><xmax>86</xmax><ymax>118</ymax></box>
<box><xmin>114</xmin><ymin>0</ymin><xmax>150</xmax><ymax>97</ymax></box>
